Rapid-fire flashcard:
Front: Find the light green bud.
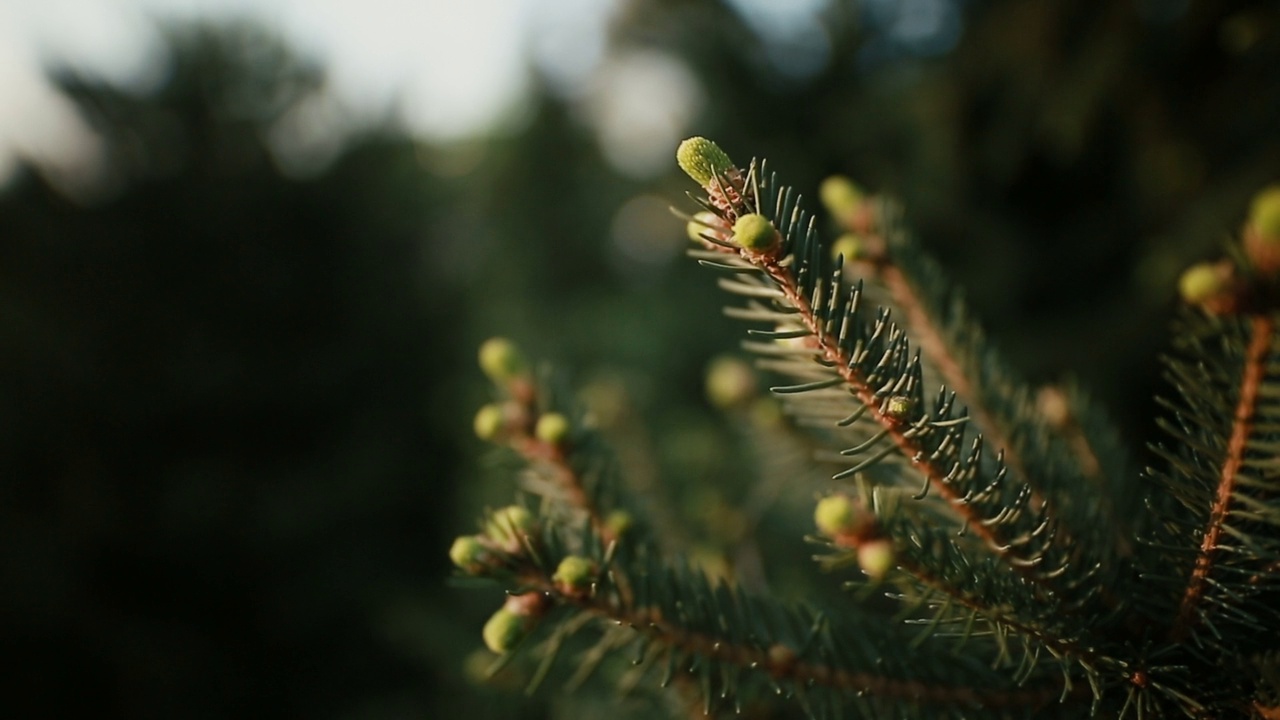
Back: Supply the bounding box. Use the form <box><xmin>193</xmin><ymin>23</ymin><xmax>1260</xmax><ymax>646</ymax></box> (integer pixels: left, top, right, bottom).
<box><xmin>535</xmin><ymin>412</ymin><xmax>570</xmax><ymax>445</ymax></box>
<box><xmin>830</xmin><ymin>234</ymin><xmax>862</xmax><ymax>263</ymax></box>
<box><xmin>677</xmin><ymin>136</ymin><xmax>735</xmax><ymax>186</ymax></box>
<box><xmin>1178</xmin><ymin>263</ymin><xmax>1227</xmax><ymax>304</ymax></box>
<box><xmin>857</xmin><ymin>539</ymin><xmax>895</xmax><ymax>580</ymax></box>
<box><xmin>732</xmin><ymin>213</ymin><xmax>778</xmax><ymax>252</ymax></box>
<box><xmin>473</xmin><ymin>404</ymin><xmax>505</xmax><ymax>440</ymax></box>
<box><xmin>552</xmin><ymin>555</ymin><xmax>596</xmax><ymax>593</ymax></box>
<box><xmin>819</xmin><ymin>176</ymin><xmax>863</xmax><ymax>221</ymax></box>
<box><xmin>885</xmin><ymin>396</ymin><xmax>914</xmax><ymax>421</ymax></box>
<box><xmin>482</xmin><ymin>607</ymin><xmax>527</xmax><ymax>654</ymax></box>
<box><xmin>486</xmin><ymin>505</ymin><xmax>536</xmax><ymax>547</ymax></box>
<box><xmin>1249</xmin><ymin>184</ymin><xmax>1280</xmax><ymax>240</ymax></box>
<box><xmin>814</xmin><ymin>495</ymin><xmax>857</xmax><ymax>537</ymax></box>
<box><xmin>449</xmin><ymin>535</ymin><xmax>489</xmax><ymax>572</ymax></box>
<box><xmin>478</xmin><ymin>337</ymin><xmax>526</xmax><ymax>382</ymax></box>
<box><xmin>705</xmin><ymin>356</ymin><xmax>756</xmax><ymax>409</ymax></box>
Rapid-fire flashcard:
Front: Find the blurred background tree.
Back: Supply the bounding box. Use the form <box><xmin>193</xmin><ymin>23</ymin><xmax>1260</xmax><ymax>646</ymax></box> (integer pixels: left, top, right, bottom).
<box><xmin>0</xmin><ymin>0</ymin><xmax>1277</xmax><ymax>717</ymax></box>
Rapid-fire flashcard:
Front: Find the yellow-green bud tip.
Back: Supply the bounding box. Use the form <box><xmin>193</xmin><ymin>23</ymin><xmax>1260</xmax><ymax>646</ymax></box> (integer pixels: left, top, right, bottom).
<box><xmin>732</xmin><ymin>213</ymin><xmax>778</xmax><ymax>252</ymax></box>
<box><xmin>885</xmin><ymin>395</ymin><xmax>914</xmax><ymax>421</ymax></box>
<box><xmin>478</xmin><ymin>337</ymin><xmax>526</xmax><ymax>383</ymax></box>
<box><xmin>819</xmin><ymin>176</ymin><xmax>863</xmax><ymax>219</ymax></box>
<box><xmin>482</xmin><ymin>607</ymin><xmax>527</xmax><ymax>654</ymax></box>
<box><xmin>1178</xmin><ymin>263</ymin><xmax>1227</xmax><ymax>304</ymax></box>
<box><xmin>831</xmin><ymin>234</ymin><xmax>862</xmax><ymax>264</ymax></box>
<box><xmin>605</xmin><ymin>510</ymin><xmax>633</xmax><ymax>537</ymax></box>
<box><xmin>473</xmin><ymin>404</ymin><xmax>505</xmax><ymax>441</ymax></box>
<box><xmin>705</xmin><ymin>356</ymin><xmax>756</xmax><ymax>409</ymax></box>
<box><xmin>677</xmin><ymin>136</ymin><xmax>734</xmax><ymax>186</ymax></box>
<box><xmin>814</xmin><ymin>495</ymin><xmax>857</xmax><ymax>537</ymax></box>
<box><xmin>487</xmin><ymin>505</ymin><xmax>536</xmax><ymax>544</ymax></box>
<box><xmin>857</xmin><ymin>540</ymin><xmax>895</xmax><ymax>580</ymax></box>
<box><xmin>552</xmin><ymin>555</ymin><xmax>596</xmax><ymax>590</ymax></box>
<box><xmin>686</xmin><ymin>210</ymin><xmax>722</xmax><ymax>243</ymax></box>
<box><xmin>535</xmin><ymin>412</ymin><xmax>571</xmax><ymax>445</ymax></box>
<box><xmin>450</xmin><ymin>535</ymin><xmax>488</xmax><ymax>572</ymax></box>
<box><xmin>1249</xmin><ymin>184</ymin><xmax>1280</xmax><ymax>240</ymax></box>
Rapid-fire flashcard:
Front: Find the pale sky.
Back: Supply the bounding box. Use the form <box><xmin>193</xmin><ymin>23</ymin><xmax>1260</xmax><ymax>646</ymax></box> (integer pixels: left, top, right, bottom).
<box><xmin>0</xmin><ymin>0</ymin><xmax>598</xmax><ymax>187</ymax></box>
<box><xmin>0</xmin><ymin>0</ymin><xmax>854</xmax><ymax>191</ymax></box>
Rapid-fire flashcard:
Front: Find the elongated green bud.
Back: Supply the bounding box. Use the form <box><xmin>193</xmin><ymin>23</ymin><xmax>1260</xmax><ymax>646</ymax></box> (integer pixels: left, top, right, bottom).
<box><xmin>857</xmin><ymin>539</ymin><xmax>895</xmax><ymax>580</ymax></box>
<box><xmin>820</xmin><ymin>176</ymin><xmax>863</xmax><ymax>221</ymax></box>
<box><xmin>552</xmin><ymin>555</ymin><xmax>595</xmax><ymax>596</ymax></box>
<box><xmin>605</xmin><ymin>509</ymin><xmax>633</xmax><ymax>537</ymax></box>
<box><xmin>814</xmin><ymin>495</ymin><xmax>857</xmax><ymax>537</ymax></box>
<box><xmin>535</xmin><ymin>412</ymin><xmax>570</xmax><ymax>445</ymax></box>
<box><xmin>732</xmin><ymin>213</ymin><xmax>779</xmax><ymax>252</ymax></box>
<box><xmin>705</xmin><ymin>356</ymin><xmax>756</xmax><ymax>409</ymax></box>
<box><xmin>1249</xmin><ymin>184</ymin><xmax>1280</xmax><ymax>240</ymax></box>
<box><xmin>1178</xmin><ymin>263</ymin><xmax>1227</xmax><ymax>304</ymax></box>
<box><xmin>486</xmin><ymin>505</ymin><xmax>536</xmax><ymax>552</ymax></box>
<box><xmin>830</xmin><ymin>233</ymin><xmax>862</xmax><ymax>263</ymax></box>
<box><xmin>449</xmin><ymin>535</ymin><xmax>489</xmax><ymax>573</ymax></box>
<box><xmin>482</xmin><ymin>607</ymin><xmax>526</xmax><ymax>654</ymax></box>
<box><xmin>677</xmin><ymin>137</ymin><xmax>735</xmax><ymax>186</ymax></box>
<box><xmin>473</xmin><ymin>404</ymin><xmax>505</xmax><ymax>440</ymax></box>
<box><xmin>478</xmin><ymin>337</ymin><xmax>527</xmax><ymax>382</ymax></box>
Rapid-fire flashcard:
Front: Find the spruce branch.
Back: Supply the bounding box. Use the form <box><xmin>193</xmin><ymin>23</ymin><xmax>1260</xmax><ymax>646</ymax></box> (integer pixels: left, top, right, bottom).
<box><xmin>475</xmin><ymin>338</ymin><xmax>625</xmax><ymax>547</ymax></box>
<box><xmin>677</xmin><ymin>139</ymin><xmax>1089</xmax><ymax>599</ymax></box>
<box><xmin>1171</xmin><ymin>314</ymin><xmax>1275</xmax><ymax>642</ymax></box>
<box><xmin>453</xmin><ymin>141</ymin><xmax>1280</xmax><ymax>719</ymax></box>
<box><xmin>464</xmin><ymin>519</ymin><xmax>1074</xmax><ymax>718</ymax></box>
<box><xmin>819</xmin><ymin>190</ymin><xmax>1138</xmax><ymax>591</ymax></box>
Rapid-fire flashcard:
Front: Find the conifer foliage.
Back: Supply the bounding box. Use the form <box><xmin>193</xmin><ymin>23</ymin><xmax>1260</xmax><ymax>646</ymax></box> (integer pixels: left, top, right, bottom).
<box><xmin>452</xmin><ymin>138</ymin><xmax>1280</xmax><ymax>719</ymax></box>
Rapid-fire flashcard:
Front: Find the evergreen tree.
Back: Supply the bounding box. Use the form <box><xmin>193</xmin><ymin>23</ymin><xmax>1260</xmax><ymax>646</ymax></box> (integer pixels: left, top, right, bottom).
<box><xmin>453</xmin><ymin>137</ymin><xmax>1280</xmax><ymax>718</ymax></box>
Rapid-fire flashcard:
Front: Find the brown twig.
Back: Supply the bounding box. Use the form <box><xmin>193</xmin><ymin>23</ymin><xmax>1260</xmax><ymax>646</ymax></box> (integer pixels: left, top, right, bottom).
<box><xmin>1170</xmin><ymin>314</ymin><xmax>1274</xmax><ymax>642</ymax></box>
<box><xmin>516</xmin><ymin>568</ymin><xmax>1068</xmax><ymax>711</ymax></box>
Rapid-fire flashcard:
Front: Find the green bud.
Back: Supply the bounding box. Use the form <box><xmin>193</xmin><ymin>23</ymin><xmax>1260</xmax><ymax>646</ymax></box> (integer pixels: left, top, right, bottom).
<box><xmin>1249</xmin><ymin>184</ymin><xmax>1280</xmax><ymax>240</ymax></box>
<box><xmin>686</xmin><ymin>210</ymin><xmax>723</xmax><ymax>243</ymax></box>
<box><xmin>482</xmin><ymin>607</ymin><xmax>527</xmax><ymax>654</ymax></box>
<box><xmin>814</xmin><ymin>495</ymin><xmax>857</xmax><ymax>537</ymax></box>
<box><xmin>819</xmin><ymin>176</ymin><xmax>863</xmax><ymax>221</ymax></box>
<box><xmin>535</xmin><ymin>412</ymin><xmax>571</xmax><ymax>445</ymax></box>
<box><xmin>473</xmin><ymin>403</ymin><xmax>505</xmax><ymax>440</ymax></box>
<box><xmin>705</xmin><ymin>356</ymin><xmax>756</xmax><ymax>409</ymax></box>
<box><xmin>767</xmin><ymin>644</ymin><xmax>799</xmax><ymax>672</ymax></box>
<box><xmin>478</xmin><ymin>337</ymin><xmax>526</xmax><ymax>382</ymax></box>
<box><xmin>605</xmin><ymin>509</ymin><xmax>633</xmax><ymax>537</ymax></box>
<box><xmin>486</xmin><ymin>505</ymin><xmax>536</xmax><ymax>548</ymax></box>
<box><xmin>857</xmin><ymin>539</ymin><xmax>895</xmax><ymax>580</ymax></box>
<box><xmin>732</xmin><ymin>213</ymin><xmax>779</xmax><ymax>252</ymax></box>
<box><xmin>1178</xmin><ymin>262</ymin><xmax>1227</xmax><ymax>304</ymax></box>
<box><xmin>449</xmin><ymin>535</ymin><xmax>489</xmax><ymax>572</ymax></box>
<box><xmin>830</xmin><ymin>233</ymin><xmax>862</xmax><ymax>264</ymax></box>
<box><xmin>552</xmin><ymin>555</ymin><xmax>596</xmax><ymax>593</ymax></box>
<box><xmin>885</xmin><ymin>396</ymin><xmax>914</xmax><ymax>421</ymax></box>
<box><xmin>677</xmin><ymin>136</ymin><xmax>735</xmax><ymax>186</ymax></box>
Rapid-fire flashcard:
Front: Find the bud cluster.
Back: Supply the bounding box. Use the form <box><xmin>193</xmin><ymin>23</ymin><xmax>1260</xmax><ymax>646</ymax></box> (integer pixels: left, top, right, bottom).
<box><xmin>812</xmin><ymin>494</ymin><xmax>895</xmax><ymax>580</ymax></box>
<box><xmin>1178</xmin><ymin>184</ymin><xmax>1280</xmax><ymax>314</ymax></box>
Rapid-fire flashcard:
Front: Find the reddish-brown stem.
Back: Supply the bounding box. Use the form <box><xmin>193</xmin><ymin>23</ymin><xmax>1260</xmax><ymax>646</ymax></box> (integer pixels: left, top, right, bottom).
<box><xmin>893</xmin><ymin>548</ymin><xmax>1100</xmax><ymax>668</ymax></box>
<box><xmin>757</xmin><ymin>260</ymin><xmax>1033</xmax><ymax>570</ymax></box>
<box><xmin>1170</xmin><ymin>314</ymin><xmax>1273</xmax><ymax>642</ymax></box>
<box><xmin>501</xmin><ymin>389</ymin><xmax>631</xmax><ymax>605</ymax></box>
<box><xmin>516</xmin><ymin>569</ymin><xmax>1066</xmax><ymax>710</ymax></box>
<box><xmin>877</xmin><ymin>265</ymin><xmax>1040</xmax><ymax>504</ymax></box>
<box><xmin>1256</xmin><ymin>702</ymin><xmax>1280</xmax><ymax>720</ymax></box>
<box><xmin>513</xmin><ymin>436</ymin><xmax>612</xmax><ymax>542</ymax></box>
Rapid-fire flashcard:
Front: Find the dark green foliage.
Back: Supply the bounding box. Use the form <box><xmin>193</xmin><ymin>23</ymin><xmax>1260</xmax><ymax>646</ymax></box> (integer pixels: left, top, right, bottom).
<box><xmin>457</xmin><ymin>142</ymin><xmax>1280</xmax><ymax>718</ymax></box>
